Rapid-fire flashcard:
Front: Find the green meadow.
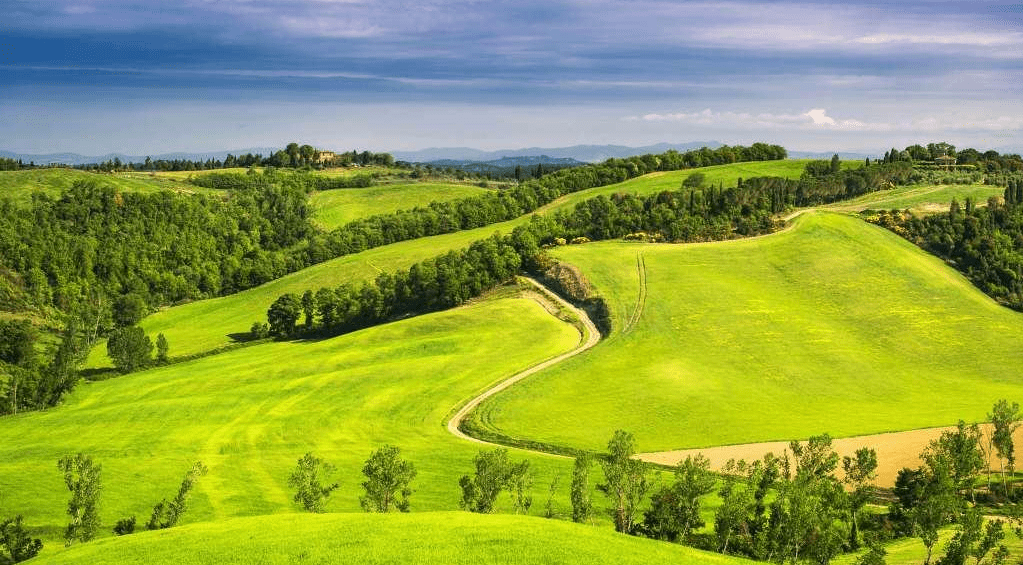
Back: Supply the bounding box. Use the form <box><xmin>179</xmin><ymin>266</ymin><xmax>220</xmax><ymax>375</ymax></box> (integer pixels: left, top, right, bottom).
<box><xmin>476</xmin><ymin>212</ymin><xmax>1023</xmax><ymax>452</ymax></box>
<box><xmin>309</xmin><ymin>182</ymin><xmax>489</xmax><ymax>230</ymax></box>
<box><xmin>0</xmin><ymin>168</ymin><xmax>210</xmax><ymax>201</ymax></box>
<box><xmin>824</xmin><ymin>182</ymin><xmax>1004</xmax><ymax>213</ymax></box>
<box><xmin>2</xmin><ymin>297</ymin><xmax>585</xmax><ymax>550</ymax></box>
<box><xmin>83</xmin><ymin>160</ymin><xmax>869</xmax><ymax>367</ymax></box>
<box><xmin>33</xmin><ymin>512</ymin><xmax>754</xmax><ymax>565</ymax></box>
<box><xmin>85</xmin><ymin>214</ymin><xmax>537</xmax><ymax>367</ymax></box>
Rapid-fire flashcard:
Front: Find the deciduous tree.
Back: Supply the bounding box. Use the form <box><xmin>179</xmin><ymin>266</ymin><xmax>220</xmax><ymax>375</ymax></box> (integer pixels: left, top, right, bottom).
<box><xmin>598</xmin><ymin>430</ymin><xmax>648</xmax><ymax>533</ymax></box>
<box><xmin>359</xmin><ymin>445</ymin><xmax>416</xmax><ymax>513</ymax></box>
<box><xmin>288</xmin><ymin>452</ymin><xmax>339</xmax><ymax>513</ymax></box>
<box><xmin>57</xmin><ymin>453</ymin><xmax>102</xmax><ymax>545</ymax></box>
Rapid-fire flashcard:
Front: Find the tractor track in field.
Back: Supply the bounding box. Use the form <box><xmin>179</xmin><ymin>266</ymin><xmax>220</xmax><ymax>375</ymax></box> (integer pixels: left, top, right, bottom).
<box><xmin>446</xmin><ymin>277</ymin><xmax>601</xmax><ymax>453</ymax></box>
<box><xmin>622</xmin><ymin>252</ymin><xmax>647</xmax><ymax>335</ymax></box>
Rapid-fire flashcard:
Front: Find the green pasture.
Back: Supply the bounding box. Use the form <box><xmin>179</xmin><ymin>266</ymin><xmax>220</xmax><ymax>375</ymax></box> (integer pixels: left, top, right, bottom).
<box><xmin>83</xmin><ymin>159</ymin><xmax>856</xmax><ymax>367</ymax></box>
<box><xmin>1</xmin><ymin>297</ymin><xmax>587</xmax><ymax>550</ymax></box>
<box><xmin>85</xmin><ymin>215</ymin><xmax>538</xmax><ymax>367</ymax></box>
<box><xmin>476</xmin><ymin>212</ymin><xmax>1023</xmax><ymax>453</ymax></box>
<box><xmin>33</xmin><ymin>512</ymin><xmax>753</xmax><ymax>565</ymax></box>
<box><xmin>309</xmin><ymin>182</ymin><xmax>489</xmax><ymax>230</ymax></box>
<box><xmin>824</xmin><ymin>183</ymin><xmax>1004</xmax><ymax>214</ymax></box>
<box><xmin>0</xmin><ymin>169</ymin><xmax>210</xmax><ymax>202</ymax></box>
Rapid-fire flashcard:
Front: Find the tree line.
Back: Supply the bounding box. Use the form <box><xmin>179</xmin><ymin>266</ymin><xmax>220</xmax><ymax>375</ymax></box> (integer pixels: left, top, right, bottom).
<box><xmin>872</xmin><ymin>186</ymin><xmax>1023</xmax><ymax>311</ymax></box>
<box><xmin>882</xmin><ymin>143</ymin><xmax>1023</xmax><ymax>173</ymax></box>
<box><xmin>72</xmin><ymin>144</ymin><xmax>397</xmax><ymax>173</ymax></box>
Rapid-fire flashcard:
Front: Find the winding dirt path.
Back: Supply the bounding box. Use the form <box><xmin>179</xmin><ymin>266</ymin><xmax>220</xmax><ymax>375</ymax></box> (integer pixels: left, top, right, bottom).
<box><xmin>446</xmin><ymin>277</ymin><xmax>601</xmax><ymax>450</ymax></box>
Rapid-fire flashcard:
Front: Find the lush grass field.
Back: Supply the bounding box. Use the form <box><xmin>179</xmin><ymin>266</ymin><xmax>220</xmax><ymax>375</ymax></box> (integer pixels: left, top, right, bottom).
<box><xmin>33</xmin><ymin>512</ymin><xmax>753</xmax><ymax>565</ymax></box>
<box><xmin>82</xmin><ymin>159</ymin><xmax>853</xmax><ymax>367</ymax></box>
<box><xmin>2</xmin><ymin>297</ymin><xmax>586</xmax><ymax>549</ymax></box>
<box><xmin>476</xmin><ymin>212</ymin><xmax>1023</xmax><ymax>452</ymax></box>
<box><xmin>85</xmin><ymin>214</ymin><xmax>536</xmax><ymax>367</ymax></box>
<box><xmin>0</xmin><ymin>169</ymin><xmax>209</xmax><ymax>201</ymax></box>
<box><xmin>309</xmin><ymin>182</ymin><xmax>489</xmax><ymax>230</ymax></box>
<box><xmin>824</xmin><ymin>183</ymin><xmax>1004</xmax><ymax>214</ymax></box>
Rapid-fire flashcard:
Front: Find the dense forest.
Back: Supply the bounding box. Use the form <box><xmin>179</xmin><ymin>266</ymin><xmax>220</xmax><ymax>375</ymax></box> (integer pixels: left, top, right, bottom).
<box><xmin>874</xmin><ymin>179</ymin><xmax>1023</xmax><ymax>311</ymax></box>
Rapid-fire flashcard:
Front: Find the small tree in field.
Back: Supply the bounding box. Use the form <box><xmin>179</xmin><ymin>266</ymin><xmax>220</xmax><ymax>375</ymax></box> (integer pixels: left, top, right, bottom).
<box><xmin>990</xmin><ymin>400</ymin><xmax>1021</xmax><ymax>496</ymax></box>
<box><xmin>570</xmin><ymin>454</ymin><xmax>594</xmax><ymax>523</ymax></box>
<box><xmin>360</xmin><ymin>445</ymin><xmax>416</xmax><ymax>513</ymax></box>
<box><xmin>155</xmin><ymin>333</ymin><xmax>169</xmax><ymax>364</ymax></box>
<box><xmin>57</xmin><ymin>453</ymin><xmax>102</xmax><ymax>545</ymax></box>
<box><xmin>459</xmin><ymin>448</ymin><xmax>530</xmax><ymax>514</ymax></box>
<box><xmin>598</xmin><ymin>430</ymin><xmax>648</xmax><ymax>534</ymax></box>
<box><xmin>843</xmin><ymin>447</ymin><xmax>878</xmax><ymax>548</ymax></box>
<box><xmin>106</xmin><ymin>326</ymin><xmax>153</xmax><ymax>373</ymax></box>
<box><xmin>0</xmin><ymin>516</ymin><xmax>42</xmax><ymax>563</ymax></box>
<box><xmin>289</xmin><ymin>452</ymin><xmax>339</xmax><ymax>512</ymax></box>
<box><xmin>147</xmin><ymin>461</ymin><xmax>208</xmax><ymax>530</ymax></box>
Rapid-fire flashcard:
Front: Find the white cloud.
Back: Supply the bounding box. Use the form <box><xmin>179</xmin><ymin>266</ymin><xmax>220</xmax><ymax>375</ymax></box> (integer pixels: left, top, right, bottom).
<box><xmin>633</xmin><ymin>108</ymin><xmax>890</xmax><ymax>132</ymax></box>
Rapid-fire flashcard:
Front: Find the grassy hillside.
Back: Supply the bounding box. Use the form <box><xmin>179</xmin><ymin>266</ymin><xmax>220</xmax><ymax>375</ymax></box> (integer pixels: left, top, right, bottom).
<box><xmin>0</xmin><ymin>169</ymin><xmax>210</xmax><ymax>201</ymax></box>
<box><xmin>33</xmin><ymin>512</ymin><xmax>753</xmax><ymax>565</ymax></box>
<box><xmin>824</xmin><ymin>183</ymin><xmax>1004</xmax><ymax>214</ymax></box>
<box><xmin>476</xmin><ymin>212</ymin><xmax>1023</xmax><ymax>452</ymax></box>
<box><xmin>310</xmin><ymin>182</ymin><xmax>489</xmax><ymax>230</ymax></box>
<box><xmin>86</xmin><ymin>214</ymin><xmax>537</xmax><ymax>366</ymax></box>
<box><xmin>83</xmin><ymin>159</ymin><xmax>852</xmax><ymax>366</ymax></box>
<box><xmin>2</xmin><ymin>297</ymin><xmax>582</xmax><ymax>545</ymax></box>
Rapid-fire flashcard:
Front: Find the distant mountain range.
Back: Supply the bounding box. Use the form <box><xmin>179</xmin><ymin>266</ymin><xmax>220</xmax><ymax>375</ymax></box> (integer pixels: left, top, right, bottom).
<box><xmin>391</xmin><ymin>142</ymin><xmax>724</xmax><ymax>164</ymax></box>
<box><xmin>5</xmin><ymin>143</ymin><xmax>1017</xmax><ymax>168</ymax></box>
<box><xmin>425</xmin><ymin>155</ymin><xmax>586</xmax><ymax>168</ymax></box>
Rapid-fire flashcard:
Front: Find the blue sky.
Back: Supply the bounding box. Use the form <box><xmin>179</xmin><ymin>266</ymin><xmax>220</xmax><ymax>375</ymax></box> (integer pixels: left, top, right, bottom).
<box><xmin>3</xmin><ymin>0</ymin><xmax>1022</xmax><ymax>154</ymax></box>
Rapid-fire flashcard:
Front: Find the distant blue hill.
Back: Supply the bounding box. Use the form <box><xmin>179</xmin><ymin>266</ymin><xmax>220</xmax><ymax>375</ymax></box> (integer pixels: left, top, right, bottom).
<box><xmin>392</xmin><ymin>142</ymin><xmax>724</xmax><ymax>164</ymax></box>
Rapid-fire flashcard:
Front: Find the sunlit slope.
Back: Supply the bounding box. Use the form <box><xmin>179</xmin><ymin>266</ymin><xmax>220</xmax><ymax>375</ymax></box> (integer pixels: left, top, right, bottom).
<box><xmin>477</xmin><ymin>212</ymin><xmax>1023</xmax><ymax>452</ymax></box>
<box><xmin>86</xmin><ymin>159</ymin><xmax>828</xmax><ymax>366</ymax></box>
<box><xmin>310</xmin><ymin>182</ymin><xmax>489</xmax><ymax>230</ymax></box>
<box><xmin>86</xmin><ymin>216</ymin><xmax>534</xmax><ymax>366</ymax></box>
<box><xmin>1</xmin><ymin>297</ymin><xmax>580</xmax><ymax>544</ymax></box>
<box><xmin>0</xmin><ymin>169</ymin><xmax>210</xmax><ymax>201</ymax></box>
<box><xmin>33</xmin><ymin>512</ymin><xmax>754</xmax><ymax>565</ymax></box>
<box><xmin>823</xmin><ymin>183</ymin><xmax>1003</xmax><ymax>214</ymax></box>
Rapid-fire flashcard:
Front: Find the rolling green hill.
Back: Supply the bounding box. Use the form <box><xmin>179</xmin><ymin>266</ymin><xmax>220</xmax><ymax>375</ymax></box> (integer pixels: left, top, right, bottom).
<box><xmin>32</xmin><ymin>512</ymin><xmax>754</xmax><ymax>565</ymax></box>
<box><xmin>86</xmin><ymin>160</ymin><xmax>814</xmax><ymax>366</ymax></box>
<box><xmin>309</xmin><ymin>182</ymin><xmax>489</xmax><ymax>230</ymax></box>
<box><xmin>824</xmin><ymin>182</ymin><xmax>1004</xmax><ymax>214</ymax></box>
<box><xmin>2</xmin><ymin>296</ymin><xmax>582</xmax><ymax>546</ymax></box>
<box><xmin>474</xmin><ymin>212</ymin><xmax>1023</xmax><ymax>452</ymax></box>
<box><xmin>0</xmin><ymin>169</ymin><xmax>212</xmax><ymax>201</ymax></box>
